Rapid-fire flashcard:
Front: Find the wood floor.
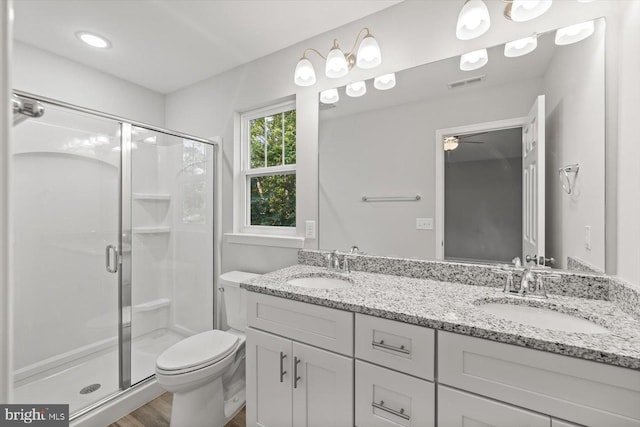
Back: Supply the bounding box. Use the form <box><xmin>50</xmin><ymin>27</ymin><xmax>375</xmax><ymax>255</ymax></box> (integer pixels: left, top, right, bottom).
<box><xmin>108</xmin><ymin>393</ymin><xmax>246</xmax><ymax>427</ymax></box>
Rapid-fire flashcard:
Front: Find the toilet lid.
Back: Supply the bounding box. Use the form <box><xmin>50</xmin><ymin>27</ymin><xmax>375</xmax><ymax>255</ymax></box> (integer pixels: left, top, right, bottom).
<box><xmin>156</xmin><ymin>330</ymin><xmax>239</xmax><ymax>371</ymax></box>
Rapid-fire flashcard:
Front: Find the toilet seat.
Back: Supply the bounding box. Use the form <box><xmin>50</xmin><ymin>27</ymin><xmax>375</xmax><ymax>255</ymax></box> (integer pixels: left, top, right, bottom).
<box><xmin>156</xmin><ymin>330</ymin><xmax>239</xmax><ymax>375</ymax></box>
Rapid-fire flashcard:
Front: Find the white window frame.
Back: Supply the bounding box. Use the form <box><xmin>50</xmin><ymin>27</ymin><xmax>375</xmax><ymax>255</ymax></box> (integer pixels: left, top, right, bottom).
<box><xmin>236</xmin><ymin>100</ymin><xmax>297</xmax><ymax>237</ymax></box>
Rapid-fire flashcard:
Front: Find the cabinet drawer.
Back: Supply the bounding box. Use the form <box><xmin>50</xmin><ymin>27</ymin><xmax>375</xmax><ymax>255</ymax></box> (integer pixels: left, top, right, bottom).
<box><xmin>247</xmin><ymin>292</ymin><xmax>353</xmax><ymax>356</ymax></box>
<box><xmin>355</xmin><ymin>314</ymin><xmax>434</xmax><ymax>380</ymax></box>
<box><xmin>438</xmin><ymin>385</ymin><xmax>550</xmax><ymax>427</ymax></box>
<box><xmin>438</xmin><ymin>331</ymin><xmax>640</xmax><ymax>427</ymax></box>
<box><xmin>355</xmin><ymin>360</ymin><xmax>435</xmax><ymax>427</ymax></box>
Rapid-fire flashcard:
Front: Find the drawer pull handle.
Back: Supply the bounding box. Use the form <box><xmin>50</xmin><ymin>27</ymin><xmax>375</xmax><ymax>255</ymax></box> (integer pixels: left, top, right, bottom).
<box><xmin>372</xmin><ymin>340</ymin><xmax>410</xmax><ymax>355</ymax></box>
<box><xmin>294</xmin><ymin>357</ymin><xmax>301</xmax><ymax>389</ymax></box>
<box><xmin>279</xmin><ymin>352</ymin><xmax>287</xmax><ymax>383</ymax></box>
<box><xmin>372</xmin><ymin>400</ymin><xmax>410</xmax><ymax>421</ymax></box>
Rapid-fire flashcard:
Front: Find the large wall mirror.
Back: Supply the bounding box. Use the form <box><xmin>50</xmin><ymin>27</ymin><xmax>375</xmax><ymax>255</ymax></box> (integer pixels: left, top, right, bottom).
<box><xmin>319</xmin><ymin>18</ymin><xmax>605</xmax><ymax>272</ymax></box>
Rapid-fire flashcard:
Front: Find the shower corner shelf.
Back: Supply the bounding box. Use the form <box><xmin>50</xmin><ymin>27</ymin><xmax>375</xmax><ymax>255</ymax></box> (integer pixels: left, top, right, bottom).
<box><xmin>133</xmin><ymin>226</ymin><xmax>171</xmax><ymax>235</ymax></box>
<box><xmin>133</xmin><ymin>193</ymin><xmax>171</xmax><ymax>201</ymax></box>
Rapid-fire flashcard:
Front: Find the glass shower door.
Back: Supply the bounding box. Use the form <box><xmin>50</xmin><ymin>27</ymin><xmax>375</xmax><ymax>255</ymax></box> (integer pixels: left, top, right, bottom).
<box><xmin>11</xmin><ymin>101</ymin><xmax>123</xmax><ymax>413</ymax></box>
<box><xmin>128</xmin><ymin>126</ymin><xmax>214</xmax><ymax>385</ymax></box>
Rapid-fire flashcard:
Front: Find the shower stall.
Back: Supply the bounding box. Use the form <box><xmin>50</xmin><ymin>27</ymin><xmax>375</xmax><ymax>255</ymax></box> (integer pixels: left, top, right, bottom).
<box><xmin>10</xmin><ymin>92</ymin><xmax>216</xmax><ymax>419</ymax></box>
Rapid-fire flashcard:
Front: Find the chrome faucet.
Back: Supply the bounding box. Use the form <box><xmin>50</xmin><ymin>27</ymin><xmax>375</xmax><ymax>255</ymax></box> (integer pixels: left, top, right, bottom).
<box><xmin>519</xmin><ymin>267</ymin><xmax>536</xmax><ymax>296</ymax></box>
<box><xmin>326</xmin><ymin>250</ymin><xmax>341</xmax><ymax>270</ymax></box>
<box><xmin>493</xmin><ymin>257</ymin><xmax>560</xmax><ymax>299</ymax></box>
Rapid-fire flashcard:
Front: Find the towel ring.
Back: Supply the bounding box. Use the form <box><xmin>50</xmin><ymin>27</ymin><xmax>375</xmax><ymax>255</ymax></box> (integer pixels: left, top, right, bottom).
<box><xmin>558</xmin><ymin>164</ymin><xmax>579</xmax><ymax>194</ymax></box>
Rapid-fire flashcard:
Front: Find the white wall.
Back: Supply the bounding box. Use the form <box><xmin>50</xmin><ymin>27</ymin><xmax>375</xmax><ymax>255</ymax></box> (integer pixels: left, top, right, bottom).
<box><xmin>544</xmin><ymin>20</ymin><xmax>606</xmax><ymax>271</ymax></box>
<box><xmin>13</xmin><ymin>41</ymin><xmax>165</xmax><ymax>127</ymax></box>
<box><xmin>165</xmin><ymin>0</ymin><xmax>623</xmax><ymax>277</ymax></box>
<box><xmin>1</xmin><ymin>0</ymin><xmax>13</xmax><ymax>404</ymax></box>
<box><xmin>318</xmin><ymin>78</ymin><xmax>541</xmax><ymax>259</ymax></box>
<box><xmin>615</xmin><ymin>0</ymin><xmax>640</xmax><ymax>285</ymax></box>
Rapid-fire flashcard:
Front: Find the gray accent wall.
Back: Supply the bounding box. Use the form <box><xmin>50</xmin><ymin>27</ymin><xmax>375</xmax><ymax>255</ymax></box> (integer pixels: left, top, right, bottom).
<box><xmin>445</xmin><ymin>157</ymin><xmax>522</xmax><ymax>263</ymax></box>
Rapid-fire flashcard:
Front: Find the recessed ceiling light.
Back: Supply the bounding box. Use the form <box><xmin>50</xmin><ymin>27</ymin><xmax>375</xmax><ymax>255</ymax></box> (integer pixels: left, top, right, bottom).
<box><xmin>76</xmin><ymin>31</ymin><xmax>111</xmax><ymax>49</ymax></box>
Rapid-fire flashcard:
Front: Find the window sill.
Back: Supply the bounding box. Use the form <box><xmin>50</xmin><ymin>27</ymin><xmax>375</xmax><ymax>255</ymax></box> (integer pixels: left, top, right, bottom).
<box><xmin>224</xmin><ymin>232</ymin><xmax>305</xmax><ymax>249</ymax></box>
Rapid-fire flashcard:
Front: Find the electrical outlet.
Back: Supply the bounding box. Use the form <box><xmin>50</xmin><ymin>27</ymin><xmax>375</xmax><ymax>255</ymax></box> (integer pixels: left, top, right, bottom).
<box><xmin>416</xmin><ymin>218</ymin><xmax>433</xmax><ymax>230</ymax></box>
<box><xmin>305</xmin><ymin>220</ymin><xmax>316</xmax><ymax>239</ymax></box>
<box><xmin>585</xmin><ymin>225</ymin><xmax>591</xmax><ymax>250</ymax></box>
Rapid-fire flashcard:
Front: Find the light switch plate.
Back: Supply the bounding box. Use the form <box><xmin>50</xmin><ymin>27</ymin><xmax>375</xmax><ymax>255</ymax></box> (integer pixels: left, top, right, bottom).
<box><xmin>416</xmin><ymin>218</ymin><xmax>433</xmax><ymax>230</ymax></box>
<box><xmin>305</xmin><ymin>220</ymin><xmax>316</xmax><ymax>239</ymax></box>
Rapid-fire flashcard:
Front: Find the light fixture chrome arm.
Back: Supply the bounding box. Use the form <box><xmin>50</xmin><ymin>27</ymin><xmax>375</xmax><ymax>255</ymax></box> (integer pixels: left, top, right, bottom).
<box><xmin>301</xmin><ymin>47</ymin><xmax>327</xmax><ymax>61</ymax></box>
<box><xmin>346</xmin><ymin>27</ymin><xmax>372</xmax><ymax>56</ymax></box>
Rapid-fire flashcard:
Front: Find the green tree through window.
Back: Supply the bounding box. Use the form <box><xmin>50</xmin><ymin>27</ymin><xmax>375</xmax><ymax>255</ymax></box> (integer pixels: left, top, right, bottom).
<box><xmin>247</xmin><ymin>108</ymin><xmax>296</xmax><ymax>227</ymax></box>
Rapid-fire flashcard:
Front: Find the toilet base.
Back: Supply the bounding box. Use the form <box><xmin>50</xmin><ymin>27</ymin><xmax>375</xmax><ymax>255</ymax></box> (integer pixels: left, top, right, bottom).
<box><xmin>170</xmin><ymin>376</ymin><xmax>225</xmax><ymax>427</ymax></box>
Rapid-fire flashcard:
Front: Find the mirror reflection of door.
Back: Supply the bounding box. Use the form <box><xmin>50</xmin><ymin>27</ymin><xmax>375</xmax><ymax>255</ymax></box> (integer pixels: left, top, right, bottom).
<box><xmin>522</xmin><ymin>94</ymin><xmax>546</xmax><ymax>266</ymax></box>
<box><xmin>443</xmin><ymin>95</ymin><xmax>546</xmax><ymax>265</ymax></box>
<box><xmin>444</xmin><ymin>127</ymin><xmax>523</xmax><ymax>264</ymax></box>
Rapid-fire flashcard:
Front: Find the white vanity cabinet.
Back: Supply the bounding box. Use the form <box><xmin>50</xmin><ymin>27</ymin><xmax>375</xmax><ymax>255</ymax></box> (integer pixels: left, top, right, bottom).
<box><xmin>246</xmin><ymin>293</ymin><xmax>354</xmax><ymax>427</ymax></box>
<box><xmin>355</xmin><ymin>360</ymin><xmax>435</xmax><ymax>427</ymax></box>
<box><xmin>245</xmin><ymin>290</ymin><xmax>640</xmax><ymax>427</ymax></box>
<box><xmin>438</xmin><ymin>385</ymin><xmax>550</xmax><ymax>427</ymax></box>
<box><xmin>438</xmin><ymin>331</ymin><xmax>640</xmax><ymax>427</ymax></box>
<box><xmin>354</xmin><ymin>314</ymin><xmax>436</xmax><ymax>427</ymax></box>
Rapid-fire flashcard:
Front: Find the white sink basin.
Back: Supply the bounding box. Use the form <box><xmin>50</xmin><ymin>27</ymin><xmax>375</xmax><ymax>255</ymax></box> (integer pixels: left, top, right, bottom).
<box><xmin>478</xmin><ymin>303</ymin><xmax>609</xmax><ymax>334</ymax></box>
<box><xmin>287</xmin><ymin>276</ymin><xmax>353</xmax><ymax>290</ymax></box>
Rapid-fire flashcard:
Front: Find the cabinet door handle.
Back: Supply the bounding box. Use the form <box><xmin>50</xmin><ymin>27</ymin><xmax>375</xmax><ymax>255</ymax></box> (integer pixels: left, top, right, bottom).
<box><xmin>372</xmin><ymin>400</ymin><xmax>410</xmax><ymax>421</ymax></box>
<box><xmin>279</xmin><ymin>352</ymin><xmax>287</xmax><ymax>383</ymax></box>
<box><xmin>293</xmin><ymin>357</ymin><xmax>301</xmax><ymax>389</ymax></box>
<box><xmin>372</xmin><ymin>340</ymin><xmax>410</xmax><ymax>355</ymax></box>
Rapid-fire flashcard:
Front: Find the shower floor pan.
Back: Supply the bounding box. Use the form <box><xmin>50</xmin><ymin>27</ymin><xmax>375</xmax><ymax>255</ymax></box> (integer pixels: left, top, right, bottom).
<box><xmin>13</xmin><ymin>329</ymin><xmax>185</xmax><ymax>414</ymax></box>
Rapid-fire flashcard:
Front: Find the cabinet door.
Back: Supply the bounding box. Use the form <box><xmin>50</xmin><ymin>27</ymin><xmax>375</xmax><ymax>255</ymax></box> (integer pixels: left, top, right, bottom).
<box><xmin>438</xmin><ymin>385</ymin><xmax>550</xmax><ymax>427</ymax></box>
<box><xmin>246</xmin><ymin>328</ymin><xmax>293</xmax><ymax>427</ymax></box>
<box><xmin>292</xmin><ymin>341</ymin><xmax>354</xmax><ymax>427</ymax></box>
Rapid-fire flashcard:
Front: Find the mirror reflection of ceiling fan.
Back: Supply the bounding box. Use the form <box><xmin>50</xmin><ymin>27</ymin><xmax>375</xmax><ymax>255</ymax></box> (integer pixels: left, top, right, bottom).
<box><xmin>443</xmin><ymin>132</ymin><xmax>487</xmax><ymax>151</ymax></box>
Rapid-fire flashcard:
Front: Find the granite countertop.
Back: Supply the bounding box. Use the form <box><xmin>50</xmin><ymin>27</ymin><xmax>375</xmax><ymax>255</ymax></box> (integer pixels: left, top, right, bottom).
<box><xmin>241</xmin><ymin>264</ymin><xmax>640</xmax><ymax>370</ymax></box>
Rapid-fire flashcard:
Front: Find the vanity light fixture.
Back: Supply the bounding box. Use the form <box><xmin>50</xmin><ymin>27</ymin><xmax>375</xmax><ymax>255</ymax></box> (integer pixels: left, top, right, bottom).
<box><xmin>504</xmin><ymin>35</ymin><xmax>538</xmax><ymax>57</ymax></box>
<box><xmin>76</xmin><ymin>31</ymin><xmax>111</xmax><ymax>49</ymax></box>
<box><xmin>320</xmin><ymin>88</ymin><xmax>340</xmax><ymax>104</ymax></box>
<box><xmin>294</xmin><ymin>58</ymin><xmax>316</xmax><ymax>86</ymax></box>
<box><xmin>346</xmin><ymin>81</ymin><xmax>367</xmax><ymax>97</ymax></box>
<box><xmin>555</xmin><ymin>20</ymin><xmax>595</xmax><ymax>45</ymax></box>
<box><xmin>294</xmin><ymin>28</ymin><xmax>381</xmax><ymax>87</ymax></box>
<box><xmin>456</xmin><ymin>0</ymin><xmax>491</xmax><ymax>40</ymax></box>
<box><xmin>374</xmin><ymin>73</ymin><xmax>396</xmax><ymax>90</ymax></box>
<box><xmin>503</xmin><ymin>0</ymin><xmax>552</xmax><ymax>22</ymax></box>
<box><xmin>460</xmin><ymin>49</ymin><xmax>488</xmax><ymax>71</ymax></box>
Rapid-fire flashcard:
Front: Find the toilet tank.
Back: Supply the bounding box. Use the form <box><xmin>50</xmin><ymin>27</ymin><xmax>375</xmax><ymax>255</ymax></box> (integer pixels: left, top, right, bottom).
<box><xmin>220</xmin><ymin>271</ymin><xmax>260</xmax><ymax>332</ymax></box>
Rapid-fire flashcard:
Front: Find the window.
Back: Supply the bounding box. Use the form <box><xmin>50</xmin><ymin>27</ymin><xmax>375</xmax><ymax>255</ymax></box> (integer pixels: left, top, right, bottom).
<box><xmin>240</xmin><ymin>101</ymin><xmax>296</xmax><ymax>234</ymax></box>
<box><xmin>182</xmin><ymin>140</ymin><xmax>209</xmax><ymax>225</ymax></box>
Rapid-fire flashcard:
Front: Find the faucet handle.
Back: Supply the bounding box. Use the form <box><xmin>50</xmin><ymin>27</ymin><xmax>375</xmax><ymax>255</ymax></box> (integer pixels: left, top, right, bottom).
<box><xmin>512</xmin><ymin>257</ymin><xmax>522</xmax><ymax>268</ymax></box>
<box><xmin>492</xmin><ymin>267</ymin><xmax>516</xmax><ymax>294</ymax></box>
<box><xmin>529</xmin><ymin>270</ymin><xmax>561</xmax><ymax>299</ymax></box>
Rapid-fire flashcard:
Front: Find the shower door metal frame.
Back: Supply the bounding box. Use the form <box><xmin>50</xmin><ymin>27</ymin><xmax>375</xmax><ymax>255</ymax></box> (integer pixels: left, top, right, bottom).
<box><xmin>12</xmin><ymin>90</ymin><xmax>219</xmax><ymax>418</ymax></box>
<box><xmin>119</xmin><ymin>122</ymin><xmax>133</xmax><ymax>389</ymax></box>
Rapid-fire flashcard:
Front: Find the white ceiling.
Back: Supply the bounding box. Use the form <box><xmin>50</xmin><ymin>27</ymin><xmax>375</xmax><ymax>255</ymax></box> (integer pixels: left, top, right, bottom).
<box><xmin>12</xmin><ymin>0</ymin><xmax>402</xmax><ymax>94</ymax></box>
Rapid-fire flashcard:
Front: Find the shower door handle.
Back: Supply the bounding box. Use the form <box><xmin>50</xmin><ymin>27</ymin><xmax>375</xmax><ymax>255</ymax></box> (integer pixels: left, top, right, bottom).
<box><xmin>105</xmin><ymin>245</ymin><xmax>119</xmax><ymax>273</ymax></box>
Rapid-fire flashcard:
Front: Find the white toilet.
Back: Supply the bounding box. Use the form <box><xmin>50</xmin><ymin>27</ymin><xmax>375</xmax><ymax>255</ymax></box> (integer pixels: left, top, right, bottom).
<box><xmin>155</xmin><ymin>271</ymin><xmax>258</xmax><ymax>427</ymax></box>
